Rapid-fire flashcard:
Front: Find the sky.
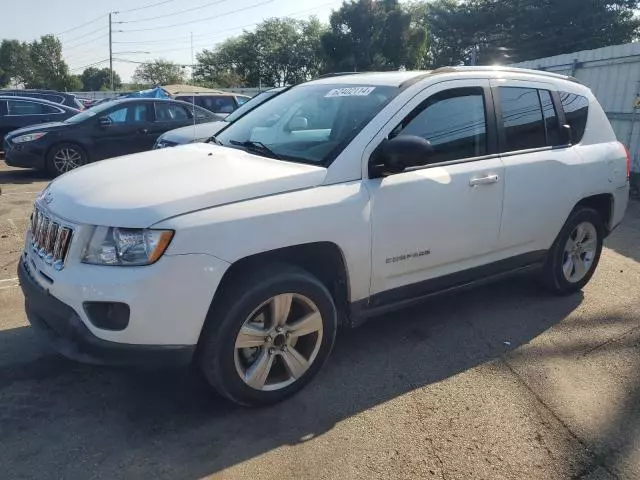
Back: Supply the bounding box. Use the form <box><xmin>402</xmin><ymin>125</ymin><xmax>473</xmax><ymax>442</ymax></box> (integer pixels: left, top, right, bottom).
<box><xmin>2</xmin><ymin>0</ymin><xmax>347</xmax><ymax>83</ymax></box>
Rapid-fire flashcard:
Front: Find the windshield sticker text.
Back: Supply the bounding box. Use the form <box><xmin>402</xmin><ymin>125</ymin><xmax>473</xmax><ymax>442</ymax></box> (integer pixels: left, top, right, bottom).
<box><xmin>325</xmin><ymin>87</ymin><xmax>376</xmax><ymax>98</ymax></box>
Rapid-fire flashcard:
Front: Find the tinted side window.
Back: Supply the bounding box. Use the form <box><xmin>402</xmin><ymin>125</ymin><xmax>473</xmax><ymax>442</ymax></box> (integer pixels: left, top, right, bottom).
<box><xmin>395</xmin><ymin>88</ymin><xmax>487</xmax><ymax>163</ymax></box>
<box><xmin>185</xmin><ymin>104</ymin><xmax>214</xmax><ymax>120</ymax></box>
<box><xmin>539</xmin><ymin>90</ymin><xmax>560</xmax><ymax>145</ymax></box>
<box><xmin>7</xmin><ymin>100</ymin><xmax>46</xmax><ymax>115</ymax></box>
<box><xmin>197</xmin><ymin>96</ymin><xmax>235</xmax><ymax>114</ymax></box>
<box><xmin>499</xmin><ymin>87</ymin><xmax>546</xmax><ymax>152</ymax></box>
<box><xmin>560</xmin><ymin>92</ymin><xmax>589</xmax><ymax>143</ymax></box>
<box><xmin>107</xmin><ymin>104</ymin><xmax>149</xmax><ymax>124</ymax></box>
<box><xmin>155</xmin><ymin>103</ymin><xmax>190</xmax><ymax>121</ymax></box>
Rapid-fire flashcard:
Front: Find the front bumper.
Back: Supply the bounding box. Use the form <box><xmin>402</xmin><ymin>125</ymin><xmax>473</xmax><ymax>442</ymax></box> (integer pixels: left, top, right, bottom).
<box><xmin>3</xmin><ymin>139</ymin><xmax>47</xmax><ymax>170</ymax></box>
<box><xmin>18</xmin><ymin>259</ymin><xmax>195</xmax><ymax>366</ymax></box>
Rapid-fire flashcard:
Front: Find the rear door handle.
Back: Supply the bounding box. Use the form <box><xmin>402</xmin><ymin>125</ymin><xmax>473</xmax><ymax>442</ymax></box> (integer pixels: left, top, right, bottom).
<box><xmin>139</xmin><ymin>128</ymin><xmax>149</xmax><ymax>134</ymax></box>
<box><xmin>469</xmin><ymin>174</ymin><xmax>499</xmax><ymax>186</ymax></box>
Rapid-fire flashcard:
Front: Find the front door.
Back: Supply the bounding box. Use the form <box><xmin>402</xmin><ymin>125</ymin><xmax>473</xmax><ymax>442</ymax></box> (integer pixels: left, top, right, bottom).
<box><xmin>92</xmin><ymin>103</ymin><xmax>153</xmax><ymax>159</ymax></box>
<box><xmin>366</xmin><ymin>79</ymin><xmax>505</xmax><ymax>303</ymax></box>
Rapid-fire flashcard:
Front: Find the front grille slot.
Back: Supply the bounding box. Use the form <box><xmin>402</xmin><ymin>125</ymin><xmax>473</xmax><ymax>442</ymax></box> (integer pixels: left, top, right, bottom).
<box><xmin>30</xmin><ymin>206</ymin><xmax>73</xmax><ymax>271</ymax></box>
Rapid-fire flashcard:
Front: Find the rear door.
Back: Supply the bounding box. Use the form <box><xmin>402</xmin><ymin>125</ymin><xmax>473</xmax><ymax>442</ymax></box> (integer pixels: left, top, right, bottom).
<box><xmin>91</xmin><ymin>102</ymin><xmax>154</xmax><ymax>159</ymax></box>
<box><xmin>491</xmin><ymin>79</ymin><xmax>580</xmax><ymax>254</ymax></box>
<box><xmin>150</xmin><ymin>102</ymin><xmax>194</xmax><ymax>142</ymax></box>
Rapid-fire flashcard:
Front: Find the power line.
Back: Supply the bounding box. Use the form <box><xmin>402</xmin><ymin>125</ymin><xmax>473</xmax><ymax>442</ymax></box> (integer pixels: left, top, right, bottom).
<box><xmin>63</xmin><ymin>34</ymin><xmax>109</xmax><ymax>52</ymax></box>
<box><xmin>53</xmin><ymin>14</ymin><xmax>106</xmax><ymax>36</ymax></box>
<box><xmin>69</xmin><ymin>59</ymin><xmax>110</xmax><ymax>72</ymax></box>
<box><xmin>116</xmin><ymin>0</ymin><xmax>233</xmax><ymax>24</ymax></box>
<box><xmin>119</xmin><ymin>0</ymin><xmax>275</xmax><ymax>32</ymax></box>
<box><xmin>116</xmin><ymin>0</ymin><xmax>177</xmax><ymax>14</ymax></box>
<box><xmin>113</xmin><ymin>0</ymin><xmax>339</xmax><ymax>45</ymax></box>
<box><xmin>60</xmin><ymin>26</ymin><xmax>106</xmax><ymax>46</ymax></box>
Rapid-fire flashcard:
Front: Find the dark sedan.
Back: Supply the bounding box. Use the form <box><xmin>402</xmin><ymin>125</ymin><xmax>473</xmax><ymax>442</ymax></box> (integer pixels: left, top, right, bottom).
<box><xmin>0</xmin><ymin>96</ymin><xmax>79</xmax><ymax>145</ymax></box>
<box><xmin>3</xmin><ymin>98</ymin><xmax>220</xmax><ymax>176</ymax></box>
<box><xmin>0</xmin><ymin>89</ymin><xmax>84</xmax><ymax>110</ymax></box>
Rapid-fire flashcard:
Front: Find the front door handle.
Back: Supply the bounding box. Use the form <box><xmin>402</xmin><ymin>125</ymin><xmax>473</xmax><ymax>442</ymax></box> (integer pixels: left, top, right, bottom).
<box><xmin>469</xmin><ymin>174</ymin><xmax>499</xmax><ymax>186</ymax></box>
<box><xmin>139</xmin><ymin>128</ymin><xmax>149</xmax><ymax>134</ymax></box>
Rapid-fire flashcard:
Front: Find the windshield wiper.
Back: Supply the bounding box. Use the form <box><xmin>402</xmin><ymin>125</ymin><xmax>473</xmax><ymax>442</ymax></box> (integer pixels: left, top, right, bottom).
<box><xmin>229</xmin><ymin>140</ymin><xmax>282</xmax><ymax>160</ymax></box>
<box><xmin>207</xmin><ymin>135</ymin><xmax>223</xmax><ymax>145</ymax></box>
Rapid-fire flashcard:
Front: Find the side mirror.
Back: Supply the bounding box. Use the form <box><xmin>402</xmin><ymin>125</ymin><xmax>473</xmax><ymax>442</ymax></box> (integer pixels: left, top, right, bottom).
<box><xmin>98</xmin><ymin>116</ymin><xmax>112</xmax><ymax>127</ymax></box>
<box><xmin>370</xmin><ymin>135</ymin><xmax>435</xmax><ymax>177</ymax></box>
<box><xmin>286</xmin><ymin>116</ymin><xmax>308</xmax><ymax>132</ymax></box>
<box><xmin>560</xmin><ymin>124</ymin><xmax>572</xmax><ymax>145</ymax></box>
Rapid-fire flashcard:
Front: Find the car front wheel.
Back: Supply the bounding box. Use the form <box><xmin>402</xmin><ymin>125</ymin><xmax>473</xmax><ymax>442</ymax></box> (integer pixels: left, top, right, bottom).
<box><xmin>46</xmin><ymin>143</ymin><xmax>88</xmax><ymax>176</ymax></box>
<box><xmin>198</xmin><ymin>264</ymin><xmax>337</xmax><ymax>407</ymax></box>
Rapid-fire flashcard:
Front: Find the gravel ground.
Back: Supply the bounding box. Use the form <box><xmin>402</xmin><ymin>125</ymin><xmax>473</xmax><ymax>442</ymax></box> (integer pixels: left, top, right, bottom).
<box><xmin>0</xmin><ymin>162</ymin><xmax>638</xmax><ymax>480</ymax></box>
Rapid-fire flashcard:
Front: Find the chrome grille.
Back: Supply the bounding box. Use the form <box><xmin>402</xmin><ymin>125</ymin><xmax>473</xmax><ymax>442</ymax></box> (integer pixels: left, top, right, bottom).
<box><xmin>30</xmin><ymin>205</ymin><xmax>73</xmax><ymax>271</ymax></box>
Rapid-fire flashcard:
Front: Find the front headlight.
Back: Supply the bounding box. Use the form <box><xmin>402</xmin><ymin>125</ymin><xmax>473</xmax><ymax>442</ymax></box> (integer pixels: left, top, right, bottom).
<box><xmin>13</xmin><ymin>132</ymin><xmax>48</xmax><ymax>143</ymax></box>
<box><xmin>82</xmin><ymin>226</ymin><xmax>174</xmax><ymax>266</ymax></box>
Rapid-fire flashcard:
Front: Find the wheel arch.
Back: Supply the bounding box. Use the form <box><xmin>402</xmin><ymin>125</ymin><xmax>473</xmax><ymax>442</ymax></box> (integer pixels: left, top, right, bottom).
<box><xmin>573</xmin><ymin>193</ymin><xmax>614</xmax><ymax>234</ymax></box>
<box><xmin>208</xmin><ymin>242</ymin><xmax>352</xmax><ymax>328</ymax></box>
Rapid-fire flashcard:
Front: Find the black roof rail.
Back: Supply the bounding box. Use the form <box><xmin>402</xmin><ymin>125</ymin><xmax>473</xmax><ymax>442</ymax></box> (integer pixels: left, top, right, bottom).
<box><xmin>316</xmin><ymin>71</ymin><xmax>363</xmax><ymax>79</ymax></box>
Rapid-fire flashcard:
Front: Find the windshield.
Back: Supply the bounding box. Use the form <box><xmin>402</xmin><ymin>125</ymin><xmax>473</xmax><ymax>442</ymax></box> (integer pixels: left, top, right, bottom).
<box><xmin>216</xmin><ymin>84</ymin><xmax>398</xmax><ymax>166</ymax></box>
<box><xmin>224</xmin><ymin>89</ymin><xmax>283</xmax><ymax>123</ymax></box>
<box><xmin>64</xmin><ymin>100</ymin><xmax>117</xmax><ymax>123</ymax></box>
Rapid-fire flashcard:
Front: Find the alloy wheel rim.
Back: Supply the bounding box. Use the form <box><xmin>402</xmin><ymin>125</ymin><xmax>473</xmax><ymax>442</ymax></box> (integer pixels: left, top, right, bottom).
<box><xmin>562</xmin><ymin>221</ymin><xmax>598</xmax><ymax>283</ymax></box>
<box><xmin>234</xmin><ymin>293</ymin><xmax>323</xmax><ymax>391</ymax></box>
<box><xmin>53</xmin><ymin>148</ymin><xmax>83</xmax><ymax>173</ymax></box>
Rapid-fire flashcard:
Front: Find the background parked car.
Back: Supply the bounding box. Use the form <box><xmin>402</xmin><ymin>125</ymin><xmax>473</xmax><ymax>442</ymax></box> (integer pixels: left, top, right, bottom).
<box><xmin>174</xmin><ymin>92</ymin><xmax>251</xmax><ymax>117</ymax></box>
<box><xmin>3</xmin><ymin>98</ymin><xmax>220</xmax><ymax>176</ymax></box>
<box><xmin>155</xmin><ymin>87</ymin><xmax>287</xmax><ymax>148</ymax></box>
<box><xmin>0</xmin><ymin>96</ymin><xmax>79</xmax><ymax>145</ymax></box>
<box><xmin>0</xmin><ymin>89</ymin><xmax>84</xmax><ymax>110</ymax></box>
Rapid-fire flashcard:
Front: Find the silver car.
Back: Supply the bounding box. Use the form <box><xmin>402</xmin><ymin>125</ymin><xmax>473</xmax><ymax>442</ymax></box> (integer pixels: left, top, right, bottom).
<box><xmin>154</xmin><ymin>87</ymin><xmax>287</xmax><ymax>149</ymax></box>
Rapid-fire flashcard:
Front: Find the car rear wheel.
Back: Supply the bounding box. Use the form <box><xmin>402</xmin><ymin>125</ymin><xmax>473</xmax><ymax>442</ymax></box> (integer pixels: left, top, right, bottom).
<box><xmin>541</xmin><ymin>207</ymin><xmax>605</xmax><ymax>295</ymax></box>
<box><xmin>198</xmin><ymin>264</ymin><xmax>337</xmax><ymax>407</ymax></box>
<box><xmin>47</xmin><ymin>143</ymin><xmax>88</xmax><ymax>176</ymax></box>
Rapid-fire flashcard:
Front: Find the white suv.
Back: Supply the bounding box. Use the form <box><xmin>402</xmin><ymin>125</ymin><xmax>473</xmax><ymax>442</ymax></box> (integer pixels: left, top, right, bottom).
<box><xmin>19</xmin><ymin>67</ymin><xmax>630</xmax><ymax>406</ymax></box>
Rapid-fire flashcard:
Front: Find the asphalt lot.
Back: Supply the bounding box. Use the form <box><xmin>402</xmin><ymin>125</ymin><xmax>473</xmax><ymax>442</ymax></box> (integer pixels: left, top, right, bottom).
<box><xmin>0</xmin><ymin>161</ymin><xmax>639</xmax><ymax>480</ymax></box>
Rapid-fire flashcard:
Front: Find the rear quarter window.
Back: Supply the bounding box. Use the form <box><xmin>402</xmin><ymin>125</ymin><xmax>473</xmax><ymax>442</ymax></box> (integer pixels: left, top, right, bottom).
<box><xmin>559</xmin><ymin>92</ymin><xmax>589</xmax><ymax>144</ymax></box>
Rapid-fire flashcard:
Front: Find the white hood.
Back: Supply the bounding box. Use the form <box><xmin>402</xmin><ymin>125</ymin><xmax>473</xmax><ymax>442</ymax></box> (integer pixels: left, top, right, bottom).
<box><xmin>47</xmin><ymin>143</ymin><xmax>327</xmax><ymax>227</ymax></box>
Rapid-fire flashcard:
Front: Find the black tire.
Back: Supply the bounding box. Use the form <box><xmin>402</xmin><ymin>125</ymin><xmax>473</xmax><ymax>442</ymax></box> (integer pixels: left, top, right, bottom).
<box><xmin>541</xmin><ymin>207</ymin><xmax>605</xmax><ymax>295</ymax></box>
<box><xmin>198</xmin><ymin>264</ymin><xmax>337</xmax><ymax>407</ymax></box>
<box><xmin>46</xmin><ymin>143</ymin><xmax>89</xmax><ymax>177</ymax></box>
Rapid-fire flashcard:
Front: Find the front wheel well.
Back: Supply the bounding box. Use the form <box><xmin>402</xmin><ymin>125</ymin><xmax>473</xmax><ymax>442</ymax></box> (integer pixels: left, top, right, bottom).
<box><xmin>211</xmin><ymin>242</ymin><xmax>351</xmax><ymax>327</ymax></box>
<box><xmin>574</xmin><ymin>194</ymin><xmax>614</xmax><ymax>233</ymax></box>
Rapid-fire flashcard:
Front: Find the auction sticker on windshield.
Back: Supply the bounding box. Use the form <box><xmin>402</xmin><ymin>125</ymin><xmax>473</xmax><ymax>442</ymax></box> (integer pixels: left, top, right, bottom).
<box><xmin>325</xmin><ymin>86</ymin><xmax>376</xmax><ymax>97</ymax></box>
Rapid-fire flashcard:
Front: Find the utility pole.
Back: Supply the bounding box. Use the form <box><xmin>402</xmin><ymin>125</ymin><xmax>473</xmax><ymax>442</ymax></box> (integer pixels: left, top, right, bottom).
<box><xmin>190</xmin><ymin>32</ymin><xmax>194</xmax><ymax>80</ymax></box>
<box><xmin>109</xmin><ymin>12</ymin><xmax>113</xmax><ymax>91</ymax></box>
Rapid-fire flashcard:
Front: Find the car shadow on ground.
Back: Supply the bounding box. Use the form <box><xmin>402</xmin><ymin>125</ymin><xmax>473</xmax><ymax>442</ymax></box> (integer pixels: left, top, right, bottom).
<box><xmin>605</xmin><ymin>199</ymin><xmax>640</xmax><ymax>264</ymax></box>
<box><xmin>0</xmin><ymin>275</ymin><xmax>589</xmax><ymax>479</ymax></box>
<box><xmin>0</xmin><ymin>167</ymin><xmax>50</xmax><ymax>186</ymax></box>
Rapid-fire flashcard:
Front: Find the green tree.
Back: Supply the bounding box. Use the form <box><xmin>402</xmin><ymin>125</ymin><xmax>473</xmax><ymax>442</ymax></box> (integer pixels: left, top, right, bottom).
<box><xmin>133</xmin><ymin>59</ymin><xmax>185</xmax><ymax>85</ymax></box>
<box><xmin>26</xmin><ymin>35</ymin><xmax>74</xmax><ymax>90</ymax></box>
<box><xmin>80</xmin><ymin>67</ymin><xmax>122</xmax><ymax>91</ymax></box>
<box><xmin>321</xmin><ymin>0</ymin><xmax>428</xmax><ymax>72</ymax></box>
<box><xmin>0</xmin><ymin>39</ymin><xmax>32</xmax><ymax>87</ymax></box>
<box><xmin>423</xmin><ymin>0</ymin><xmax>640</xmax><ymax>67</ymax></box>
<box><xmin>195</xmin><ymin>17</ymin><xmax>327</xmax><ymax>87</ymax></box>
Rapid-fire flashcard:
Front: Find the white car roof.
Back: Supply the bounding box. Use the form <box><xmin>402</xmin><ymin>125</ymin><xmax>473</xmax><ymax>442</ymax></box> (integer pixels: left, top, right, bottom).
<box><xmin>307</xmin><ymin>71</ymin><xmax>429</xmax><ymax>87</ymax></box>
